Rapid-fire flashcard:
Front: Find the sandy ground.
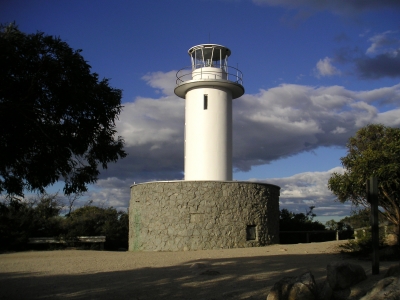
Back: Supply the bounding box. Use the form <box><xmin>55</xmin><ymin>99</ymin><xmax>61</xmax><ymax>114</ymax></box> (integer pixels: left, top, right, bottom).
<box><xmin>0</xmin><ymin>241</ymin><xmax>396</xmax><ymax>300</ymax></box>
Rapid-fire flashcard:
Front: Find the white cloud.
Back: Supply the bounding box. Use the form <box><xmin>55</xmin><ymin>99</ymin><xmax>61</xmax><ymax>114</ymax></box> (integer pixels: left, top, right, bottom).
<box><xmin>141</xmin><ymin>70</ymin><xmax>178</xmax><ymax>96</ymax></box>
<box><xmin>366</xmin><ymin>31</ymin><xmax>400</xmax><ymax>55</ymax></box>
<box><xmin>117</xmin><ymin>95</ymin><xmax>184</xmax><ymax>147</ymax></box>
<box><xmin>357</xmin><ymin>84</ymin><xmax>400</xmax><ymax>104</ymax></box>
<box><xmin>111</xmin><ymin>73</ymin><xmax>400</xmax><ymax>177</ymax></box>
<box><xmin>117</xmin><ymin>71</ymin><xmax>185</xmax><ymax>149</ymax></box>
<box><xmin>375</xmin><ymin>108</ymin><xmax>400</xmax><ymax>127</ymax></box>
<box><xmin>86</xmin><ymin>177</ymin><xmax>132</xmax><ymax>211</ymax></box>
<box><xmin>254</xmin><ymin>167</ymin><xmax>343</xmax><ymax>200</ymax></box>
<box><xmin>315</xmin><ymin>57</ymin><xmax>341</xmax><ymax>77</ymax></box>
<box><xmin>251</xmin><ymin>167</ymin><xmax>349</xmax><ymax>216</ymax></box>
<box><xmin>331</xmin><ymin>127</ymin><xmax>347</xmax><ymax>134</ymax></box>
<box><xmin>232</xmin><ymin>83</ymin><xmax>399</xmax><ymax>170</ymax></box>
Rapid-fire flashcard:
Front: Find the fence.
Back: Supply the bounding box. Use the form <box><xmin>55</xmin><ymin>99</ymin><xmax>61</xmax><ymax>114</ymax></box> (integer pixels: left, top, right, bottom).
<box><xmin>28</xmin><ymin>236</ymin><xmax>106</xmax><ymax>250</ymax></box>
<box><xmin>279</xmin><ymin>230</ymin><xmax>354</xmax><ymax>244</ymax></box>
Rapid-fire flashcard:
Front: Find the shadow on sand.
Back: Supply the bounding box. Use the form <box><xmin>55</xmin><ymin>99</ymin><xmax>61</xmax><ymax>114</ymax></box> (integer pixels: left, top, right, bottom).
<box><xmin>0</xmin><ymin>251</ymin><xmax>386</xmax><ymax>300</ymax></box>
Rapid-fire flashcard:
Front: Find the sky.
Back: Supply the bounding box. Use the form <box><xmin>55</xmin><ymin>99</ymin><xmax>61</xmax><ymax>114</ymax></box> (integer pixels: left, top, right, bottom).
<box><xmin>2</xmin><ymin>0</ymin><xmax>400</xmax><ymax>223</ymax></box>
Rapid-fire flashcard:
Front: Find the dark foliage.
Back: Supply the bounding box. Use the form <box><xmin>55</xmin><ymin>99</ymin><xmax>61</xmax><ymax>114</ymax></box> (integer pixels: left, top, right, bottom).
<box><xmin>279</xmin><ymin>206</ymin><xmax>326</xmax><ymax>231</ymax></box>
<box><xmin>0</xmin><ymin>194</ymin><xmax>63</xmax><ymax>250</ymax></box>
<box><xmin>279</xmin><ymin>207</ymin><xmax>328</xmax><ymax>244</ymax></box>
<box><xmin>0</xmin><ymin>23</ymin><xmax>126</xmax><ymax>197</ymax></box>
<box><xmin>338</xmin><ymin>209</ymin><xmax>399</xmax><ymax>259</ymax></box>
<box><xmin>325</xmin><ymin>219</ymin><xmax>350</xmax><ymax>231</ymax></box>
<box><xmin>63</xmin><ymin>206</ymin><xmax>128</xmax><ymax>250</ymax></box>
<box><xmin>340</xmin><ymin>209</ymin><xmax>371</xmax><ymax>229</ymax></box>
<box><xmin>339</xmin><ymin>208</ymin><xmax>388</xmax><ymax>230</ymax></box>
<box><xmin>324</xmin><ymin>219</ymin><xmax>354</xmax><ymax>240</ymax></box>
<box><xmin>339</xmin><ymin>232</ymin><xmax>380</xmax><ymax>256</ymax></box>
<box><xmin>0</xmin><ymin>194</ymin><xmax>128</xmax><ymax>251</ymax></box>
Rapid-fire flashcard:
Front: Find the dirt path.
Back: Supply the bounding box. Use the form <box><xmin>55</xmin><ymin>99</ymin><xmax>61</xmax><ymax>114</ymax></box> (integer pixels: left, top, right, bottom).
<box><xmin>0</xmin><ymin>241</ymin><xmax>394</xmax><ymax>299</ymax></box>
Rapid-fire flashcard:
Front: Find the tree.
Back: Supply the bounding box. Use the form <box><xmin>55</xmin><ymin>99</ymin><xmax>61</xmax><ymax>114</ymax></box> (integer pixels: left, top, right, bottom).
<box><xmin>280</xmin><ymin>206</ymin><xmax>326</xmax><ymax>231</ymax></box>
<box><xmin>339</xmin><ymin>208</ymin><xmax>387</xmax><ymax>230</ymax></box>
<box><xmin>0</xmin><ymin>23</ymin><xmax>126</xmax><ymax>196</ymax></box>
<box><xmin>328</xmin><ymin>124</ymin><xmax>400</xmax><ymax>241</ymax></box>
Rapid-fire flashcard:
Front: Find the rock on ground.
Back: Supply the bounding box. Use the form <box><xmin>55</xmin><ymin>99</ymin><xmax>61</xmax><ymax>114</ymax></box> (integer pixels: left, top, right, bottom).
<box><xmin>267</xmin><ymin>271</ymin><xmax>316</xmax><ymax>300</ymax></box>
<box><xmin>327</xmin><ymin>262</ymin><xmax>367</xmax><ymax>290</ymax></box>
<box><xmin>384</xmin><ymin>264</ymin><xmax>400</xmax><ymax>278</ymax></box>
<box><xmin>360</xmin><ymin>276</ymin><xmax>400</xmax><ymax>300</ymax></box>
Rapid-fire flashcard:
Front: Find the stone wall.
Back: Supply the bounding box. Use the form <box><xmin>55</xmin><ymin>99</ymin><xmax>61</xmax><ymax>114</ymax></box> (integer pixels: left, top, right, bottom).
<box><xmin>129</xmin><ymin>181</ymin><xmax>280</xmax><ymax>251</ymax></box>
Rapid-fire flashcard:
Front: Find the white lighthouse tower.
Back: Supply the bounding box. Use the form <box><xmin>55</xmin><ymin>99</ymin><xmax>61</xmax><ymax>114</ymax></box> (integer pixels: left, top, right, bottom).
<box><xmin>175</xmin><ymin>44</ymin><xmax>244</xmax><ymax>181</ymax></box>
<box><xmin>130</xmin><ymin>44</ymin><xmax>280</xmax><ymax>252</ymax></box>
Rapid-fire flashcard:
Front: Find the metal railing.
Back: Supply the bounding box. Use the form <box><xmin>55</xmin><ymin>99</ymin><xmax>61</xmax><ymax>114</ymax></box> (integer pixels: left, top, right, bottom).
<box><xmin>176</xmin><ymin>65</ymin><xmax>243</xmax><ymax>86</ymax></box>
<box><xmin>28</xmin><ymin>236</ymin><xmax>106</xmax><ymax>250</ymax></box>
<box><xmin>280</xmin><ymin>230</ymin><xmax>341</xmax><ymax>244</ymax></box>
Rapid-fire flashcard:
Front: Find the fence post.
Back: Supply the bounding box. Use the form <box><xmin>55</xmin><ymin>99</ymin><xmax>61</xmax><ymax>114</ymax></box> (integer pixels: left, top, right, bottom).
<box><xmin>367</xmin><ymin>176</ymin><xmax>379</xmax><ymax>275</ymax></box>
<box><xmin>336</xmin><ymin>230</ymin><xmax>339</xmax><ymax>241</ymax></box>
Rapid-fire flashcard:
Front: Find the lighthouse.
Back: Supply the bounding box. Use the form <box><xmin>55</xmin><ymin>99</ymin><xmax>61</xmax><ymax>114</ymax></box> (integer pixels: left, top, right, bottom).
<box><xmin>174</xmin><ymin>44</ymin><xmax>244</xmax><ymax>181</ymax></box>
<box><xmin>129</xmin><ymin>44</ymin><xmax>280</xmax><ymax>252</ymax></box>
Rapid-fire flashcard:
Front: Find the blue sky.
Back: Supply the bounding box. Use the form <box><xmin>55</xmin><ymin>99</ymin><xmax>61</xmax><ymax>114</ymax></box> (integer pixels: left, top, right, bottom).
<box><xmin>2</xmin><ymin>0</ymin><xmax>400</xmax><ymax>222</ymax></box>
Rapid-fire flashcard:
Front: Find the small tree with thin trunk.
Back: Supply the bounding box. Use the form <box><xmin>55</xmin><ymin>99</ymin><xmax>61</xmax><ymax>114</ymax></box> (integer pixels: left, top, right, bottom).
<box><xmin>328</xmin><ymin>124</ymin><xmax>400</xmax><ymax>244</ymax></box>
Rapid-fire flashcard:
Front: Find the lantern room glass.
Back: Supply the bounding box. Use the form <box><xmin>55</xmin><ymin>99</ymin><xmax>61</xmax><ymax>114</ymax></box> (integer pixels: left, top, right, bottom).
<box><xmin>190</xmin><ymin>46</ymin><xmax>228</xmax><ymax>71</ymax></box>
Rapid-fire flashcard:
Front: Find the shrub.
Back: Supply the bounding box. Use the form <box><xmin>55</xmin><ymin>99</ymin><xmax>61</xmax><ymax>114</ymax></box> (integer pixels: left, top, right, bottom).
<box><xmin>63</xmin><ymin>205</ymin><xmax>128</xmax><ymax>250</ymax></box>
<box><xmin>0</xmin><ymin>194</ymin><xmax>129</xmax><ymax>251</ymax></box>
<box><xmin>0</xmin><ymin>194</ymin><xmax>63</xmax><ymax>251</ymax></box>
<box><xmin>338</xmin><ymin>230</ymin><xmax>397</xmax><ymax>259</ymax></box>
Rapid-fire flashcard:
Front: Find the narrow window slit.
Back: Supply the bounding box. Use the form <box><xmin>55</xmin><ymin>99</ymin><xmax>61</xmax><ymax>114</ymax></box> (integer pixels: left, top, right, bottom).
<box><xmin>204</xmin><ymin>94</ymin><xmax>208</xmax><ymax>110</ymax></box>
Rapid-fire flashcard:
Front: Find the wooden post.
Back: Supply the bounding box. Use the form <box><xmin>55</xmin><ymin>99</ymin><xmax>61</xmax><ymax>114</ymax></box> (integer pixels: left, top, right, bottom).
<box><xmin>367</xmin><ymin>176</ymin><xmax>379</xmax><ymax>275</ymax></box>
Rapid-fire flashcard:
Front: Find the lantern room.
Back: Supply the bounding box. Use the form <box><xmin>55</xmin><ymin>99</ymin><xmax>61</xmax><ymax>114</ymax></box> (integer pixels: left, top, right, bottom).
<box><xmin>188</xmin><ymin>44</ymin><xmax>231</xmax><ymax>70</ymax></box>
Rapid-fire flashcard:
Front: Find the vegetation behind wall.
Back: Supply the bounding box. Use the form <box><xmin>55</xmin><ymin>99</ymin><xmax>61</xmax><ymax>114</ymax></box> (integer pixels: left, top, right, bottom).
<box><xmin>0</xmin><ymin>194</ymin><xmax>128</xmax><ymax>251</ymax></box>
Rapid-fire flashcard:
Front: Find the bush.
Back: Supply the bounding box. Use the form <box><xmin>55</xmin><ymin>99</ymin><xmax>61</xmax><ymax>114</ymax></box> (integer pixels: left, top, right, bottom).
<box><xmin>63</xmin><ymin>205</ymin><xmax>128</xmax><ymax>250</ymax></box>
<box><xmin>340</xmin><ymin>232</ymin><xmax>375</xmax><ymax>256</ymax></box>
<box><xmin>0</xmin><ymin>194</ymin><xmax>63</xmax><ymax>251</ymax></box>
<box><xmin>0</xmin><ymin>194</ymin><xmax>128</xmax><ymax>251</ymax></box>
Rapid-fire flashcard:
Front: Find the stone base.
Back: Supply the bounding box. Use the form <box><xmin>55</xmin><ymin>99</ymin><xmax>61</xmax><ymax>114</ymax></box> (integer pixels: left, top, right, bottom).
<box><xmin>129</xmin><ymin>181</ymin><xmax>280</xmax><ymax>251</ymax></box>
